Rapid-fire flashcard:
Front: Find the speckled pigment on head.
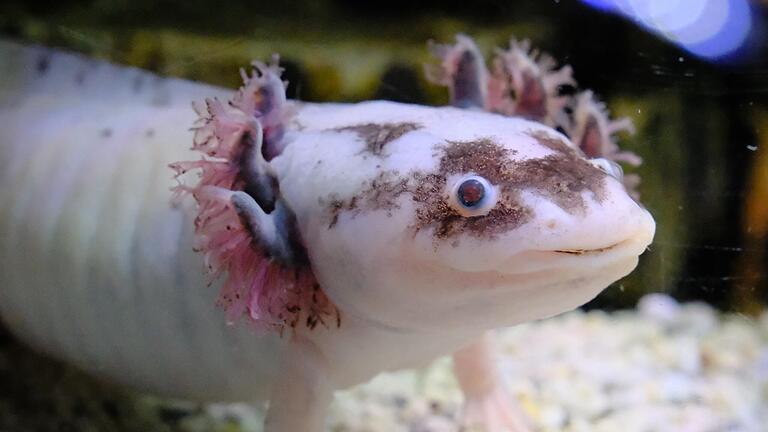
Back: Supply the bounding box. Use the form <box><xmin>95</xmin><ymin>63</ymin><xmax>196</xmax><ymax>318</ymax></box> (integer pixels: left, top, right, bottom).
<box><xmin>333</xmin><ymin>122</ymin><xmax>422</xmax><ymax>155</ymax></box>
<box><xmin>325</xmin><ymin>170</ymin><xmax>410</xmax><ymax>228</ymax></box>
<box><xmin>325</xmin><ymin>135</ymin><xmax>608</xmax><ymax>241</ymax></box>
<box><xmin>525</xmin><ymin>130</ymin><xmax>608</xmax><ymax>207</ymax></box>
<box><xmin>411</xmin><ymin>138</ymin><xmax>531</xmax><ymax>240</ymax></box>
<box><xmin>527</xmin><ymin>130</ymin><xmax>579</xmax><ymax>155</ymax></box>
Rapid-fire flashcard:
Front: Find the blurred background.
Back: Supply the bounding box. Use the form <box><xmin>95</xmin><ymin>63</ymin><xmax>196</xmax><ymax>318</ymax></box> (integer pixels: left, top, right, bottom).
<box><xmin>1</xmin><ymin>1</ymin><xmax>767</xmax><ymax>430</ymax></box>
<box><xmin>1</xmin><ymin>0</ymin><xmax>767</xmax><ymax>312</ymax></box>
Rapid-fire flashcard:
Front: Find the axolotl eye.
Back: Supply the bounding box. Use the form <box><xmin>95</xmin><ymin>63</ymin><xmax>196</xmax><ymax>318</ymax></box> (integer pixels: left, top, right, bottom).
<box><xmin>449</xmin><ymin>175</ymin><xmax>498</xmax><ymax>217</ymax></box>
<box><xmin>590</xmin><ymin>158</ymin><xmax>624</xmax><ymax>182</ymax></box>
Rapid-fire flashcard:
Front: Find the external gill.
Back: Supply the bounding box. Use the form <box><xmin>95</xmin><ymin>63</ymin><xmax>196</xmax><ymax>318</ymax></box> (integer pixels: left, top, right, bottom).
<box><xmin>234</xmin><ymin>56</ymin><xmax>293</xmax><ymax>159</ymax></box>
<box><xmin>489</xmin><ymin>38</ymin><xmax>576</xmax><ymax>127</ymax></box>
<box><xmin>170</xmin><ymin>58</ymin><xmax>336</xmax><ymax>331</ymax></box>
<box><xmin>427</xmin><ymin>35</ymin><xmax>642</xmax><ymax>197</ymax></box>
<box><xmin>570</xmin><ymin>91</ymin><xmax>642</xmax><ymax>198</ymax></box>
<box><xmin>426</xmin><ymin>34</ymin><xmax>489</xmax><ymax>109</ymax></box>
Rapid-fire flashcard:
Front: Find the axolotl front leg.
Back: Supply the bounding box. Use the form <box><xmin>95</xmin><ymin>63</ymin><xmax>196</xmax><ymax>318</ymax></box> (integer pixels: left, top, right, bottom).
<box><xmin>172</xmin><ymin>35</ymin><xmax>650</xmax><ymax>432</ymax></box>
<box><xmin>0</xmin><ymin>37</ymin><xmax>654</xmax><ymax>432</ymax></box>
<box><xmin>175</xmin><ymin>51</ymin><xmax>525</xmax><ymax>431</ymax></box>
<box><xmin>427</xmin><ymin>35</ymin><xmax>641</xmax><ymax>431</ymax></box>
<box><xmin>171</xmin><ymin>61</ymin><xmax>344</xmax><ymax>431</ymax></box>
<box><xmin>453</xmin><ymin>334</ymin><xmax>532</xmax><ymax>431</ymax></box>
<box><xmin>231</xmin><ymin>56</ymin><xmax>525</xmax><ymax>429</ymax></box>
<box><xmin>428</xmin><ymin>35</ymin><xmax>535</xmax><ymax>432</ymax></box>
<box><xmin>213</xmin><ymin>122</ymin><xmax>336</xmax><ymax>432</ymax></box>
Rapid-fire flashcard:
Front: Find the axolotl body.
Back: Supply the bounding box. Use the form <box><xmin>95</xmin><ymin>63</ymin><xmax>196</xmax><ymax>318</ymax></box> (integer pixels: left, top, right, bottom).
<box><xmin>0</xmin><ymin>36</ymin><xmax>655</xmax><ymax>431</ymax></box>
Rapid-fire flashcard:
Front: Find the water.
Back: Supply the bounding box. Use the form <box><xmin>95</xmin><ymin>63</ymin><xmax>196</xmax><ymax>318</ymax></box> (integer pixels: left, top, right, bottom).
<box><xmin>0</xmin><ymin>1</ymin><xmax>766</xmax><ymax>431</ymax></box>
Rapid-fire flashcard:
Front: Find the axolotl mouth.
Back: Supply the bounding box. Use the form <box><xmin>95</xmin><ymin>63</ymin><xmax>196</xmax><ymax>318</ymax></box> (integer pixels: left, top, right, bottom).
<box><xmin>423</xmin><ymin>233</ymin><xmax>654</xmax><ymax>331</ymax></box>
<box><xmin>324</xmin><ymin>129</ymin><xmax>656</xmax><ymax>333</ymax></box>
<box><xmin>398</xmin><ymin>183</ymin><xmax>657</xmax><ymax>332</ymax></box>
<box><xmin>554</xmin><ymin>244</ymin><xmax>620</xmax><ymax>255</ymax></box>
<box><xmin>353</xmin><ymin>206</ymin><xmax>656</xmax><ymax>334</ymax></box>
<box><xmin>496</xmin><ymin>234</ymin><xmax>652</xmax><ymax>277</ymax></box>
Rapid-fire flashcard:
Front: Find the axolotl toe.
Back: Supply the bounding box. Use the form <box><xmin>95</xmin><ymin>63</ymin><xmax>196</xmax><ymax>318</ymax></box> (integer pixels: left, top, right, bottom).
<box><xmin>0</xmin><ymin>35</ymin><xmax>654</xmax><ymax>431</ymax></box>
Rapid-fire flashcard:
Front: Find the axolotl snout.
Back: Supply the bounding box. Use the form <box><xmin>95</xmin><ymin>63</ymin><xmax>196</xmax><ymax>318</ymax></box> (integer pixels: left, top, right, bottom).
<box><xmin>282</xmin><ymin>101</ymin><xmax>652</xmax><ymax>334</ymax></box>
<box><xmin>0</xmin><ymin>35</ymin><xmax>654</xmax><ymax>431</ymax></box>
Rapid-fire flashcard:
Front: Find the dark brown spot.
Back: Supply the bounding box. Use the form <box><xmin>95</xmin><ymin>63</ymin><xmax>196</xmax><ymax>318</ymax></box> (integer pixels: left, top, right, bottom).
<box><xmin>35</xmin><ymin>54</ymin><xmax>50</xmax><ymax>75</ymax></box>
<box><xmin>327</xmin><ymin>198</ymin><xmax>345</xmax><ymax>228</ymax></box>
<box><xmin>404</xmin><ymin>139</ymin><xmax>532</xmax><ymax>240</ymax></box>
<box><xmin>324</xmin><ymin>136</ymin><xmax>606</xmax><ymax>241</ymax></box>
<box><xmin>525</xmin><ymin>130</ymin><xmax>606</xmax><ymax>211</ymax></box>
<box><xmin>409</xmin><ymin>171</ymin><xmax>531</xmax><ymax>241</ymax></box>
<box><xmin>529</xmin><ymin>130</ymin><xmax>579</xmax><ymax>155</ymax></box>
<box><xmin>363</xmin><ymin>170</ymin><xmax>409</xmax><ymax>210</ymax></box>
<box><xmin>334</xmin><ymin>122</ymin><xmax>422</xmax><ymax>155</ymax></box>
<box><xmin>510</xmin><ymin>154</ymin><xmax>606</xmax><ymax>214</ymax></box>
<box><xmin>438</xmin><ymin>138</ymin><xmax>515</xmax><ymax>184</ymax></box>
<box><xmin>327</xmin><ymin>171</ymin><xmax>409</xmax><ymax>228</ymax></box>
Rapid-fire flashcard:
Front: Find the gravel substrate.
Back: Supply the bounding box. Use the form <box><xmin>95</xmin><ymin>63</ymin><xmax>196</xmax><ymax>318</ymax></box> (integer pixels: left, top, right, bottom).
<box><xmin>322</xmin><ymin>294</ymin><xmax>768</xmax><ymax>432</ymax></box>
<box><xmin>1</xmin><ymin>294</ymin><xmax>766</xmax><ymax>432</ymax></box>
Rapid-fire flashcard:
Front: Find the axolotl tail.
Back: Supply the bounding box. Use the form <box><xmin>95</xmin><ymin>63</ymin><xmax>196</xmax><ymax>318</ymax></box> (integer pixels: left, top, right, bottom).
<box><xmin>0</xmin><ymin>40</ymin><xmax>282</xmax><ymax>401</ymax></box>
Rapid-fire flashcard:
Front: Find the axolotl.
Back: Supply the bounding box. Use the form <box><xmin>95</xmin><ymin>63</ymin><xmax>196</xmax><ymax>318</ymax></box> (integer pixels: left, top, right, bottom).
<box><xmin>0</xmin><ymin>36</ymin><xmax>655</xmax><ymax>431</ymax></box>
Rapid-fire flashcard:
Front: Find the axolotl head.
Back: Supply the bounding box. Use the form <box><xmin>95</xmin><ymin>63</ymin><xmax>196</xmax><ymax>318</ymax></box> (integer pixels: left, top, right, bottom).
<box><xmin>273</xmin><ymin>101</ymin><xmax>655</xmax><ymax>333</ymax></box>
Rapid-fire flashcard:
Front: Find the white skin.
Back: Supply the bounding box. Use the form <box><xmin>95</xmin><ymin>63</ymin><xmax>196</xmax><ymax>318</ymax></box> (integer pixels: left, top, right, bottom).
<box><xmin>0</xmin><ymin>40</ymin><xmax>655</xmax><ymax>431</ymax></box>
<box><xmin>264</xmin><ymin>101</ymin><xmax>654</xmax><ymax>431</ymax></box>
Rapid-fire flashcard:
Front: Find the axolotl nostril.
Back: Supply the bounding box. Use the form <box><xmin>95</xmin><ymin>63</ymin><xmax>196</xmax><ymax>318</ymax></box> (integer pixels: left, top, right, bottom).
<box><xmin>0</xmin><ymin>35</ymin><xmax>655</xmax><ymax>431</ymax></box>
